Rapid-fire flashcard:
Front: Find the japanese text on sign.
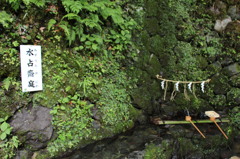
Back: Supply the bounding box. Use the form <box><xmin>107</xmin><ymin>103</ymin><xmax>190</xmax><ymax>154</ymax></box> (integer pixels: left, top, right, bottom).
<box><xmin>20</xmin><ymin>45</ymin><xmax>42</xmax><ymax>92</ymax></box>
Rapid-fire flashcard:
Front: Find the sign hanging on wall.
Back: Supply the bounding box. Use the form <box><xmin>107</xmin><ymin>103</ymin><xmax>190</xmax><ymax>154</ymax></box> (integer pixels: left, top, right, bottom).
<box><xmin>20</xmin><ymin>45</ymin><xmax>42</xmax><ymax>92</ymax></box>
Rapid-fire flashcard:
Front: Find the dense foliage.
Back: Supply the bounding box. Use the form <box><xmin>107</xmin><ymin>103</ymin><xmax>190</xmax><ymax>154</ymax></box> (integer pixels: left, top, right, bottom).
<box><xmin>0</xmin><ymin>0</ymin><xmax>141</xmax><ymax>157</ymax></box>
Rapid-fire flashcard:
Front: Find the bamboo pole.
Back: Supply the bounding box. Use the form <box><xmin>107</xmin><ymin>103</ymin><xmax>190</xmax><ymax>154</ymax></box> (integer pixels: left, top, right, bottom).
<box><xmin>154</xmin><ymin>119</ymin><xmax>229</xmax><ymax>125</ymax></box>
<box><xmin>210</xmin><ymin>117</ymin><xmax>229</xmax><ymax>139</ymax></box>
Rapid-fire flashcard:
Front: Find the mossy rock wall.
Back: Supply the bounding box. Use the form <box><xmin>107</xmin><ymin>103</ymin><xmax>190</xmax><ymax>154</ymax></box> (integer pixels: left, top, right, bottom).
<box><xmin>131</xmin><ymin>0</ymin><xmax>240</xmax><ymax>117</ymax></box>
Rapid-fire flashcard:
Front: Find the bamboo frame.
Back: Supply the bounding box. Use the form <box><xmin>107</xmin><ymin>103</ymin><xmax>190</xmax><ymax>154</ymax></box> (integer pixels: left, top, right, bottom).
<box><xmin>154</xmin><ymin>119</ymin><xmax>229</xmax><ymax>125</ymax></box>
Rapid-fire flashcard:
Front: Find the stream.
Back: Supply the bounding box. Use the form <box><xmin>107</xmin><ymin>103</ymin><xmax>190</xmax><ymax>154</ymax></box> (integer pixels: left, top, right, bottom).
<box><xmin>59</xmin><ymin>120</ymin><xmax>240</xmax><ymax>159</ymax></box>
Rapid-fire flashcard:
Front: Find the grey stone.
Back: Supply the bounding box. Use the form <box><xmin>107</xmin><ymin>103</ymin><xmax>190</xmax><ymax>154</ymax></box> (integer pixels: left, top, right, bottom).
<box><xmin>10</xmin><ymin>106</ymin><xmax>53</xmax><ymax>150</ymax></box>
<box><xmin>223</xmin><ymin>63</ymin><xmax>240</xmax><ymax>77</ymax></box>
<box><xmin>228</xmin><ymin>5</ymin><xmax>240</xmax><ymax>20</ymax></box>
<box><xmin>220</xmin><ymin>57</ymin><xmax>233</xmax><ymax>66</ymax></box>
<box><xmin>14</xmin><ymin>150</ymin><xmax>29</xmax><ymax>159</ymax></box>
<box><xmin>214</xmin><ymin>16</ymin><xmax>232</xmax><ymax>32</ymax></box>
<box><xmin>126</xmin><ymin>150</ymin><xmax>145</xmax><ymax>159</ymax></box>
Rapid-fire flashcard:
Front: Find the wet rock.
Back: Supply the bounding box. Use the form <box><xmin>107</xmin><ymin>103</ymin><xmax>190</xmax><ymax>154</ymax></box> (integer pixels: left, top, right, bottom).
<box><xmin>220</xmin><ymin>151</ymin><xmax>232</xmax><ymax>159</ymax></box>
<box><xmin>161</xmin><ymin>104</ymin><xmax>178</xmax><ymax>117</ymax></box>
<box><xmin>185</xmin><ymin>152</ymin><xmax>204</xmax><ymax>159</ymax></box>
<box><xmin>10</xmin><ymin>106</ymin><xmax>53</xmax><ymax>150</ymax></box>
<box><xmin>126</xmin><ymin>150</ymin><xmax>145</xmax><ymax>159</ymax></box>
<box><xmin>222</xmin><ymin>63</ymin><xmax>240</xmax><ymax>77</ymax></box>
<box><xmin>214</xmin><ymin>16</ymin><xmax>232</xmax><ymax>32</ymax></box>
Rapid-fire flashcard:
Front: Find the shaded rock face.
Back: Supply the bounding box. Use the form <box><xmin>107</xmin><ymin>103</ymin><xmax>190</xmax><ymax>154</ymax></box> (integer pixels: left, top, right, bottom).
<box><xmin>10</xmin><ymin>106</ymin><xmax>53</xmax><ymax>150</ymax></box>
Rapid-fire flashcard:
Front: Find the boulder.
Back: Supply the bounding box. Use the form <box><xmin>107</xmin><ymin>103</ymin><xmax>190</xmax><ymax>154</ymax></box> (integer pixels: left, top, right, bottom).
<box><xmin>214</xmin><ymin>16</ymin><xmax>232</xmax><ymax>32</ymax></box>
<box><xmin>228</xmin><ymin>5</ymin><xmax>240</xmax><ymax>20</ymax></box>
<box><xmin>230</xmin><ymin>75</ymin><xmax>240</xmax><ymax>87</ymax></box>
<box><xmin>10</xmin><ymin>106</ymin><xmax>53</xmax><ymax>150</ymax></box>
<box><xmin>227</xmin><ymin>88</ymin><xmax>240</xmax><ymax>105</ymax></box>
<box><xmin>222</xmin><ymin>63</ymin><xmax>240</xmax><ymax>77</ymax></box>
<box><xmin>211</xmin><ymin>74</ymin><xmax>231</xmax><ymax>95</ymax></box>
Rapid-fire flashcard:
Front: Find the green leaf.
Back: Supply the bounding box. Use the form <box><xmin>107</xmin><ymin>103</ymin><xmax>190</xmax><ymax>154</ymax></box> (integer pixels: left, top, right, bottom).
<box><xmin>1</xmin><ymin>122</ymin><xmax>9</xmax><ymax>131</ymax></box>
<box><xmin>0</xmin><ymin>118</ymin><xmax>4</xmax><ymax>122</ymax></box>
<box><xmin>12</xmin><ymin>41</ymin><xmax>19</xmax><ymax>47</ymax></box>
<box><xmin>3</xmin><ymin>78</ymin><xmax>11</xmax><ymax>91</ymax></box>
<box><xmin>0</xmin><ymin>133</ymin><xmax>6</xmax><ymax>140</ymax></box>
<box><xmin>5</xmin><ymin>128</ymin><xmax>11</xmax><ymax>135</ymax></box>
<box><xmin>65</xmin><ymin>86</ymin><xmax>71</xmax><ymax>92</ymax></box>
<box><xmin>111</xmin><ymin>14</ymin><xmax>124</xmax><ymax>24</ymax></box>
<box><xmin>62</xmin><ymin>13</ymin><xmax>79</xmax><ymax>20</ymax></box>
<box><xmin>92</xmin><ymin>44</ymin><xmax>98</xmax><ymax>50</ymax></box>
<box><xmin>60</xmin><ymin>106</ymin><xmax>66</xmax><ymax>110</ymax></box>
<box><xmin>50</xmin><ymin>109</ymin><xmax>57</xmax><ymax>115</ymax></box>
<box><xmin>48</xmin><ymin>19</ymin><xmax>56</xmax><ymax>31</ymax></box>
<box><xmin>59</xmin><ymin>24</ymin><xmax>70</xmax><ymax>36</ymax></box>
<box><xmin>62</xmin><ymin>97</ymin><xmax>69</xmax><ymax>103</ymax></box>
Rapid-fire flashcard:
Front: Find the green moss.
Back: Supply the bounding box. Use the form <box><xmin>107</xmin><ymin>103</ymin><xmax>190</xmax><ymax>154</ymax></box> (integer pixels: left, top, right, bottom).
<box><xmin>227</xmin><ymin>88</ymin><xmax>240</xmax><ymax>105</ymax></box>
<box><xmin>144</xmin><ymin>141</ymin><xmax>172</xmax><ymax>159</ymax></box>
<box><xmin>144</xmin><ymin>0</ymin><xmax>158</xmax><ymax>17</ymax></box>
<box><xmin>211</xmin><ymin>74</ymin><xmax>231</xmax><ymax>95</ymax></box>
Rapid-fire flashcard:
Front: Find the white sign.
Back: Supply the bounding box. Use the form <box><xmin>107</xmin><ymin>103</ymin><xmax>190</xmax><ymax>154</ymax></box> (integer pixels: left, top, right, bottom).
<box><xmin>20</xmin><ymin>45</ymin><xmax>42</xmax><ymax>92</ymax></box>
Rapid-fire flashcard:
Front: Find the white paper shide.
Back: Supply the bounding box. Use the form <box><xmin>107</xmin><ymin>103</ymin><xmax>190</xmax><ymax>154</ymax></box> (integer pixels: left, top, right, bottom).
<box><xmin>20</xmin><ymin>45</ymin><xmax>42</xmax><ymax>92</ymax></box>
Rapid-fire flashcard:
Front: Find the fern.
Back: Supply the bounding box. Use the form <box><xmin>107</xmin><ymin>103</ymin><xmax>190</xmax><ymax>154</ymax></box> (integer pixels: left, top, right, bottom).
<box><xmin>0</xmin><ymin>11</ymin><xmax>13</xmax><ymax>28</ymax></box>
<box><xmin>6</xmin><ymin>0</ymin><xmax>45</xmax><ymax>10</ymax></box>
<box><xmin>59</xmin><ymin>23</ymin><xmax>70</xmax><ymax>36</ymax></box>
<box><xmin>62</xmin><ymin>0</ymin><xmax>83</xmax><ymax>14</ymax></box>
<box><xmin>48</xmin><ymin>19</ymin><xmax>56</xmax><ymax>31</ymax></box>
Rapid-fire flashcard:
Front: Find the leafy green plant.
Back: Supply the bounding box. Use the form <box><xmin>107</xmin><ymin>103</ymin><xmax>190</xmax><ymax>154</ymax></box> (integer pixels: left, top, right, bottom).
<box><xmin>0</xmin><ymin>117</ymin><xmax>20</xmax><ymax>159</ymax></box>
<box><xmin>0</xmin><ymin>11</ymin><xmax>13</xmax><ymax>28</ymax></box>
<box><xmin>6</xmin><ymin>0</ymin><xmax>45</xmax><ymax>10</ymax></box>
<box><xmin>0</xmin><ymin>117</ymin><xmax>11</xmax><ymax>140</ymax></box>
<box><xmin>48</xmin><ymin>94</ymin><xmax>94</xmax><ymax>156</ymax></box>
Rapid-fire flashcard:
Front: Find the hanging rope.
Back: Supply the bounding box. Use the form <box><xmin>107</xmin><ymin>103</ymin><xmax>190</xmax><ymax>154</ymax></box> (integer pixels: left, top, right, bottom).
<box><xmin>156</xmin><ymin>74</ymin><xmax>211</xmax><ymax>100</ymax></box>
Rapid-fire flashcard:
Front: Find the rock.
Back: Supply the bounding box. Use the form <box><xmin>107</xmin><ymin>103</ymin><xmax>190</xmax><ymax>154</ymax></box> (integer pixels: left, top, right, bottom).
<box><xmin>220</xmin><ymin>151</ymin><xmax>232</xmax><ymax>159</ymax></box>
<box><xmin>214</xmin><ymin>16</ymin><xmax>232</xmax><ymax>32</ymax></box>
<box><xmin>227</xmin><ymin>88</ymin><xmax>240</xmax><ymax>105</ymax></box>
<box><xmin>10</xmin><ymin>106</ymin><xmax>53</xmax><ymax>150</ymax></box>
<box><xmin>228</xmin><ymin>5</ymin><xmax>240</xmax><ymax>20</ymax></box>
<box><xmin>207</xmin><ymin>61</ymin><xmax>222</xmax><ymax>75</ymax></box>
<box><xmin>230</xmin><ymin>75</ymin><xmax>240</xmax><ymax>87</ymax></box>
<box><xmin>225</xmin><ymin>21</ymin><xmax>240</xmax><ymax>34</ymax></box>
<box><xmin>14</xmin><ymin>150</ymin><xmax>30</xmax><ymax>159</ymax></box>
<box><xmin>126</xmin><ymin>150</ymin><xmax>145</xmax><ymax>159</ymax></box>
<box><xmin>219</xmin><ymin>57</ymin><xmax>233</xmax><ymax>66</ymax></box>
<box><xmin>131</xmin><ymin>86</ymin><xmax>152</xmax><ymax>113</ymax></box>
<box><xmin>92</xmin><ymin>120</ymin><xmax>101</xmax><ymax>129</ymax></box>
<box><xmin>210</xmin><ymin>0</ymin><xmax>227</xmax><ymax>16</ymax></box>
<box><xmin>222</xmin><ymin>63</ymin><xmax>240</xmax><ymax>77</ymax></box>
